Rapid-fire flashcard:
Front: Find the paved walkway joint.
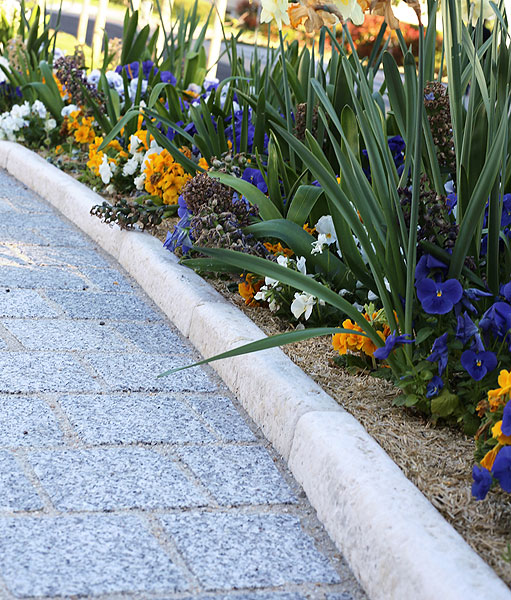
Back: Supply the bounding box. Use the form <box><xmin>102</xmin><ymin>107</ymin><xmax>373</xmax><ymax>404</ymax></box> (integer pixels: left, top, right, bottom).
<box><xmin>0</xmin><ymin>169</ymin><xmax>367</xmax><ymax>600</ymax></box>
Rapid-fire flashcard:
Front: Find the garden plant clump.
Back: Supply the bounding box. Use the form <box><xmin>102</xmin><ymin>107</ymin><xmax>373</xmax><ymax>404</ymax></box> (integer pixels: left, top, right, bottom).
<box><xmin>0</xmin><ymin>0</ymin><xmax>510</xmax><ymax>582</ymax></box>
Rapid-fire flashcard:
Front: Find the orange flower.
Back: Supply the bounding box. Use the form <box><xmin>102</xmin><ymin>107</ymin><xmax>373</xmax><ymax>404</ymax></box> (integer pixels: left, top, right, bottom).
<box><xmin>303</xmin><ymin>222</ymin><xmax>316</xmax><ymax>235</ymax></box>
<box><xmin>481</xmin><ymin>446</ymin><xmax>500</xmax><ymax>471</ymax></box>
<box><xmin>263</xmin><ymin>242</ymin><xmax>294</xmax><ymax>257</ymax></box>
<box><xmin>492</xmin><ymin>421</ymin><xmax>511</xmax><ymax>445</ymax></box>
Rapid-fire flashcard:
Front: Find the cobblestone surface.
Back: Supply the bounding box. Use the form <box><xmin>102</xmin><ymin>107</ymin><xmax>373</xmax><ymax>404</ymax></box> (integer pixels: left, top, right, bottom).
<box><xmin>0</xmin><ymin>169</ymin><xmax>367</xmax><ymax>599</ymax></box>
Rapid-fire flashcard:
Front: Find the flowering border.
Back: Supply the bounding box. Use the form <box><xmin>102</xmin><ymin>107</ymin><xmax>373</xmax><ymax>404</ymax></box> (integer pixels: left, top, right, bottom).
<box><xmin>1</xmin><ymin>141</ymin><xmax>509</xmax><ymax>600</ymax></box>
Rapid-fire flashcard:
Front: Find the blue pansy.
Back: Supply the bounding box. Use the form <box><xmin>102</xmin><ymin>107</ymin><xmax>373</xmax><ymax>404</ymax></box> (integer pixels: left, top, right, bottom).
<box><xmin>426</xmin><ymin>375</ymin><xmax>443</xmax><ymax>398</ymax></box>
<box><xmin>427</xmin><ymin>333</ymin><xmax>449</xmax><ymax>375</ymax></box>
<box><xmin>415</xmin><ymin>254</ymin><xmax>447</xmax><ymax>284</ymax></box>
<box><xmin>492</xmin><ymin>446</ymin><xmax>511</xmax><ymax>493</ymax></box>
<box><xmin>177</xmin><ymin>194</ymin><xmax>190</xmax><ymax>219</ymax></box>
<box><xmin>455</xmin><ymin>312</ymin><xmax>478</xmax><ymax>344</ymax></box>
<box><xmin>241</xmin><ymin>167</ymin><xmax>268</xmax><ymax>194</ymax></box>
<box><xmin>460</xmin><ymin>349</ymin><xmax>497</xmax><ymax>381</ymax></box>
<box><xmin>502</xmin><ymin>400</ymin><xmax>511</xmax><ymax>436</ymax></box>
<box><xmin>373</xmin><ymin>331</ymin><xmax>413</xmax><ymax>360</ymax></box>
<box><xmin>471</xmin><ymin>465</ymin><xmax>493</xmax><ymax>500</ymax></box>
<box><xmin>479</xmin><ymin>302</ymin><xmax>511</xmax><ymax>342</ymax></box>
<box><xmin>416</xmin><ymin>278</ymin><xmax>463</xmax><ymax>314</ymax></box>
<box><xmin>500</xmin><ymin>281</ymin><xmax>511</xmax><ymax>302</ymax></box>
<box><xmin>501</xmin><ymin>194</ymin><xmax>511</xmax><ymax>228</ymax></box>
<box><xmin>160</xmin><ymin>71</ymin><xmax>177</xmax><ymax>86</ymax></box>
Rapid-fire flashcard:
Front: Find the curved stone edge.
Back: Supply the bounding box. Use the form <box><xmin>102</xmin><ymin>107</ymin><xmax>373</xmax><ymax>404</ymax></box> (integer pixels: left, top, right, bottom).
<box><xmin>1</xmin><ymin>141</ymin><xmax>509</xmax><ymax>600</ymax></box>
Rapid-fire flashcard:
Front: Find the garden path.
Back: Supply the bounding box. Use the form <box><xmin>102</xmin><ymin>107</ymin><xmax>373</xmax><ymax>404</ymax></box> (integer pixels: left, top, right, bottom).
<box><xmin>0</xmin><ymin>168</ymin><xmax>366</xmax><ymax>600</ymax></box>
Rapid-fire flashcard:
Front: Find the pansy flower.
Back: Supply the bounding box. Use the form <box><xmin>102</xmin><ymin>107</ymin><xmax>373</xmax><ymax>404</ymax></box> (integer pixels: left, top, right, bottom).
<box><xmin>492</xmin><ymin>446</ymin><xmax>511</xmax><ymax>493</ymax></box>
<box><xmin>414</xmin><ymin>254</ymin><xmax>447</xmax><ymax>284</ymax></box>
<box><xmin>416</xmin><ymin>278</ymin><xmax>463</xmax><ymax>314</ymax></box>
<box><xmin>479</xmin><ymin>301</ymin><xmax>511</xmax><ymax>342</ymax></box>
<box><xmin>426</xmin><ymin>375</ymin><xmax>443</xmax><ymax>398</ymax></box>
<box><xmin>241</xmin><ymin>167</ymin><xmax>268</xmax><ymax>194</ymax></box>
<box><xmin>427</xmin><ymin>333</ymin><xmax>448</xmax><ymax>375</ymax></box>
<box><xmin>460</xmin><ymin>348</ymin><xmax>497</xmax><ymax>381</ymax></box>
<box><xmin>502</xmin><ymin>400</ymin><xmax>511</xmax><ymax>436</ymax></box>
<box><xmin>373</xmin><ymin>331</ymin><xmax>413</xmax><ymax>360</ymax></box>
<box><xmin>471</xmin><ymin>465</ymin><xmax>492</xmax><ymax>500</ymax></box>
<box><xmin>455</xmin><ymin>312</ymin><xmax>478</xmax><ymax>345</ymax></box>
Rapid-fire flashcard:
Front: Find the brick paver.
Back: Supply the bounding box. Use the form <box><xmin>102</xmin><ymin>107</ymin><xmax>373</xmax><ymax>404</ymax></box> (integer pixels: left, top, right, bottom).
<box><xmin>0</xmin><ymin>169</ymin><xmax>367</xmax><ymax>599</ymax></box>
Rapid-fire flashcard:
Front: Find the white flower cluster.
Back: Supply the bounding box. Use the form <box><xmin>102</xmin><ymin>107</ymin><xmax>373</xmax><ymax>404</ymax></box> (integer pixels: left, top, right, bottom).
<box><xmin>0</xmin><ymin>100</ymin><xmax>56</xmax><ymax>141</ymax></box>
<box><xmin>254</xmin><ymin>254</ymin><xmax>324</xmax><ymax>320</ymax></box>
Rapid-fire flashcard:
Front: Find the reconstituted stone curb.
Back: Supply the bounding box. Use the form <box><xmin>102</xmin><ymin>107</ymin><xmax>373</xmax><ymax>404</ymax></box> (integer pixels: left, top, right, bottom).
<box><xmin>1</xmin><ymin>141</ymin><xmax>509</xmax><ymax>600</ymax></box>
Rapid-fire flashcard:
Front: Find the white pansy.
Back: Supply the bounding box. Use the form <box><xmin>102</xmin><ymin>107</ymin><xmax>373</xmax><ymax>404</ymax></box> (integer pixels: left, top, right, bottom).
<box><xmin>11</xmin><ymin>102</ymin><xmax>30</xmax><ymax>119</ymax></box>
<box><xmin>44</xmin><ymin>118</ymin><xmax>57</xmax><ymax>132</ymax></box>
<box><xmin>87</xmin><ymin>69</ymin><xmax>101</xmax><ymax>86</ymax></box>
<box><xmin>122</xmin><ymin>154</ymin><xmax>141</xmax><ymax>176</ymax></box>
<box><xmin>276</xmin><ymin>255</ymin><xmax>289</xmax><ymax>268</ymax></box>
<box><xmin>61</xmin><ymin>104</ymin><xmax>79</xmax><ymax>117</ymax></box>
<box><xmin>105</xmin><ymin>70</ymin><xmax>124</xmax><ymax>91</ymax></box>
<box><xmin>291</xmin><ymin>292</ymin><xmax>316</xmax><ymax>320</ymax></box>
<box><xmin>134</xmin><ymin>173</ymin><xmax>146</xmax><ymax>190</ymax></box>
<box><xmin>260</xmin><ymin>0</ymin><xmax>290</xmax><ymax>28</ymax></box>
<box><xmin>186</xmin><ymin>83</ymin><xmax>201</xmax><ymax>95</ymax></box>
<box><xmin>367</xmin><ymin>290</ymin><xmax>378</xmax><ymax>301</ymax></box>
<box><xmin>128</xmin><ymin>134</ymin><xmax>142</xmax><ymax>154</ymax></box>
<box><xmin>315</xmin><ymin>215</ymin><xmax>337</xmax><ymax>245</ymax></box>
<box><xmin>98</xmin><ymin>154</ymin><xmax>114</xmax><ymax>184</ymax></box>
<box><xmin>31</xmin><ymin>100</ymin><xmax>47</xmax><ymax>119</ymax></box>
<box><xmin>129</xmin><ymin>78</ymin><xmax>148</xmax><ymax>100</ymax></box>
<box><xmin>296</xmin><ymin>256</ymin><xmax>307</xmax><ymax>276</ymax></box>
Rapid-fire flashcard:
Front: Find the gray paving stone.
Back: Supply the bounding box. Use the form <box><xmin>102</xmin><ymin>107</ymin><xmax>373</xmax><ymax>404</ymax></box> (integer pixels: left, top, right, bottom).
<box><xmin>59</xmin><ymin>393</ymin><xmax>215</xmax><ymax>444</ymax></box>
<box><xmin>186</xmin><ymin>396</ymin><xmax>256</xmax><ymax>442</ymax></box>
<box><xmin>38</xmin><ymin>227</ymin><xmax>91</xmax><ymax>248</ymax></box>
<box><xmin>3</xmin><ymin>319</ymin><xmax>129</xmax><ymax>351</ymax></box>
<box><xmin>0</xmin><ymin>514</ymin><xmax>189</xmax><ymax>596</ymax></box>
<box><xmin>20</xmin><ymin>245</ymin><xmax>111</xmax><ymax>268</ymax></box>
<box><xmin>0</xmin><ymin>396</ymin><xmax>64</xmax><ymax>447</ymax></box>
<box><xmin>46</xmin><ymin>290</ymin><xmax>162</xmax><ymax>320</ymax></box>
<box><xmin>86</xmin><ymin>353</ymin><xmax>217</xmax><ymax>393</ymax></box>
<box><xmin>0</xmin><ymin>289</ymin><xmax>60</xmax><ymax>318</ymax></box>
<box><xmin>114</xmin><ymin>321</ymin><xmax>192</xmax><ymax>354</ymax></box>
<box><xmin>0</xmin><ymin>243</ymin><xmax>28</xmax><ymax>267</ymax></box>
<box><xmin>1</xmin><ymin>224</ymin><xmax>47</xmax><ymax>245</ymax></box>
<box><xmin>0</xmin><ymin>337</ymin><xmax>6</xmax><ymax>350</ymax></box>
<box><xmin>177</xmin><ymin>445</ymin><xmax>296</xmax><ymax>506</ymax></box>
<box><xmin>326</xmin><ymin>594</ymin><xmax>356</xmax><ymax>600</ymax></box>
<box><xmin>186</xmin><ymin>594</ymin><xmax>307</xmax><ymax>600</ymax></box>
<box><xmin>28</xmin><ymin>447</ymin><xmax>208</xmax><ymax>510</ymax></box>
<box><xmin>0</xmin><ymin>352</ymin><xmax>102</xmax><ymax>393</ymax></box>
<box><xmin>81</xmin><ymin>267</ymin><xmax>134</xmax><ymax>292</ymax></box>
<box><xmin>0</xmin><ymin>451</ymin><xmax>43</xmax><ymax>511</ymax></box>
<box><xmin>0</xmin><ymin>197</ymin><xmax>15</xmax><ymax>212</ymax></box>
<box><xmin>160</xmin><ymin>513</ymin><xmax>340</xmax><ymax>590</ymax></box>
<box><xmin>0</xmin><ymin>265</ymin><xmax>87</xmax><ymax>290</ymax></box>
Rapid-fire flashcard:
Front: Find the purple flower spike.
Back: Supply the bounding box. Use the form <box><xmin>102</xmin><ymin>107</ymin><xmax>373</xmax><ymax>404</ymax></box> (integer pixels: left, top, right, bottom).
<box><xmin>426</xmin><ymin>375</ymin><xmax>443</xmax><ymax>398</ymax></box>
<box><xmin>427</xmin><ymin>333</ymin><xmax>449</xmax><ymax>375</ymax></box>
<box><xmin>472</xmin><ymin>465</ymin><xmax>492</xmax><ymax>500</ymax></box>
<box><xmin>416</xmin><ymin>278</ymin><xmax>463</xmax><ymax>314</ymax></box>
<box><xmin>373</xmin><ymin>331</ymin><xmax>414</xmax><ymax>360</ymax></box>
<box><xmin>492</xmin><ymin>446</ymin><xmax>511</xmax><ymax>493</ymax></box>
<box><xmin>460</xmin><ymin>349</ymin><xmax>497</xmax><ymax>381</ymax></box>
<box><xmin>502</xmin><ymin>400</ymin><xmax>511</xmax><ymax>436</ymax></box>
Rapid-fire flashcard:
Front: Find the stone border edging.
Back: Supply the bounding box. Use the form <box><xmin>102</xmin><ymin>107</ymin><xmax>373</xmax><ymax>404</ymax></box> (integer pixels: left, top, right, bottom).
<box><xmin>2</xmin><ymin>141</ymin><xmax>509</xmax><ymax>600</ymax></box>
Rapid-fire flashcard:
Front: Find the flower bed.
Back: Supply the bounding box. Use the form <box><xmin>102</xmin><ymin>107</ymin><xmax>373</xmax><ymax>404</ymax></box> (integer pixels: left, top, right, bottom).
<box><xmin>1</xmin><ymin>0</ymin><xmax>511</xmax><ymax>589</ymax></box>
